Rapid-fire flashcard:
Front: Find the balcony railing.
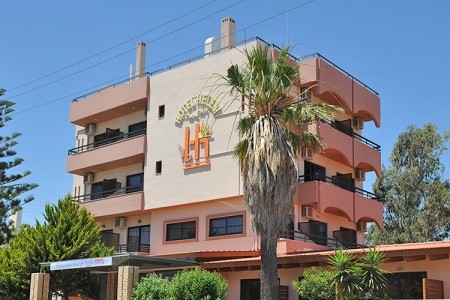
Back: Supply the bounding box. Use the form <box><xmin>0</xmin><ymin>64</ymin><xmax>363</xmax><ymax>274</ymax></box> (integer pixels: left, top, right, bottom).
<box><xmin>329</xmin><ymin>121</ymin><xmax>381</xmax><ymax>151</ymax></box>
<box><xmin>282</xmin><ymin>229</ymin><xmax>366</xmax><ymax>249</ymax></box>
<box><xmin>73</xmin><ymin>74</ymin><xmax>151</xmax><ymax>102</ymax></box>
<box><xmin>299</xmin><ymin>53</ymin><xmax>379</xmax><ymax>96</ymax></box>
<box><xmin>298</xmin><ymin>175</ymin><xmax>379</xmax><ymax>200</ymax></box>
<box><xmin>74</xmin><ymin>184</ymin><xmax>143</xmax><ymax>202</ymax></box>
<box><xmin>115</xmin><ymin>243</ymin><xmax>150</xmax><ymax>253</ymax></box>
<box><xmin>68</xmin><ymin>128</ymin><xmax>146</xmax><ymax>155</ymax></box>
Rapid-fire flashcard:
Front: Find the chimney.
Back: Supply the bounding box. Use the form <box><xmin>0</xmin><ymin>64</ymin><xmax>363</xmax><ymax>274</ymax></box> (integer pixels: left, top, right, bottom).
<box><xmin>135</xmin><ymin>42</ymin><xmax>146</xmax><ymax>78</ymax></box>
<box><xmin>221</xmin><ymin>17</ymin><xmax>236</xmax><ymax>51</ymax></box>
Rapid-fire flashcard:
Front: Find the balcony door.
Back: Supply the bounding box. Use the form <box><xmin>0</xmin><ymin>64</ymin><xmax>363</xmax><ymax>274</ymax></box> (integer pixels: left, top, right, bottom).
<box><xmin>90</xmin><ymin>178</ymin><xmax>121</xmax><ymax>200</ymax></box>
<box><xmin>304</xmin><ymin>161</ymin><xmax>325</xmax><ymax>181</ymax></box>
<box><xmin>127</xmin><ymin>225</ymin><xmax>150</xmax><ymax>252</ymax></box>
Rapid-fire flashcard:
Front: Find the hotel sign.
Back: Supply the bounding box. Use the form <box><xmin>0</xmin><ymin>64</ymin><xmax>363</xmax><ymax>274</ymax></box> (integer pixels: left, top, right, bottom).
<box><xmin>50</xmin><ymin>256</ymin><xmax>113</xmax><ymax>271</ymax></box>
<box><xmin>176</xmin><ymin>94</ymin><xmax>222</xmax><ymax>170</ymax></box>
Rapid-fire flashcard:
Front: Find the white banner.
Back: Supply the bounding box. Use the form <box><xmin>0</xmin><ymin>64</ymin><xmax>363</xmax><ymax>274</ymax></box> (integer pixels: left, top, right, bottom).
<box><xmin>50</xmin><ymin>256</ymin><xmax>113</xmax><ymax>271</ymax></box>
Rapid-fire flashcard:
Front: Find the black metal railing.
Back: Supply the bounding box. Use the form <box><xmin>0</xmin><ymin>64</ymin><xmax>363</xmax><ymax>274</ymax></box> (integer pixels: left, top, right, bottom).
<box><xmin>328</xmin><ymin>121</ymin><xmax>381</xmax><ymax>151</ymax></box>
<box><xmin>282</xmin><ymin>229</ymin><xmax>366</xmax><ymax>249</ymax></box>
<box><xmin>115</xmin><ymin>243</ymin><xmax>150</xmax><ymax>253</ymax></box>
<box><xmin>68</xmin><ymin>128</ymin><xmax>146</xmax><ymax>155</ymax></box>
<box><xmin>298</xmin><ymin>175</ymin><xmax>379</xmax><ymax>200</ymax></box>
<box><xmin>74</xmin><ymin>184</ymin><xmax>143</xmax><ymax>202</ymax></box>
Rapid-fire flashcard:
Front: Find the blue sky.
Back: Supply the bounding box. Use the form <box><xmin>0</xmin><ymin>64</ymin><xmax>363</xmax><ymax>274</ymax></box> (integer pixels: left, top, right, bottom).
<box><xmin>1</xmin><ymin>0</ymin><xmax>449</xmax><ymax>225</ymax></box>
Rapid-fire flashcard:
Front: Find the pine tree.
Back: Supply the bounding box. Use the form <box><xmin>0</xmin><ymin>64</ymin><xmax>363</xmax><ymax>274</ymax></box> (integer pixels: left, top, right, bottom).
<box><xmin>370</xmin><ymin>123</ymin><xmax>450</xmax><ymax>243</ymax></box>
<box><xmin>0</xmin><ymin>88</ymin><xmax>37</xmax><ymax>243</ymax></box>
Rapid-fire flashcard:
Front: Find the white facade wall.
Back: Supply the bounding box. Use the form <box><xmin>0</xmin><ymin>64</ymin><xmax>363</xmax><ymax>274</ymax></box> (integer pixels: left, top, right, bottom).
<box><xmin>144</xmin><ymin>43</ymin><xmax>258</xmax><ymax>209</ymax></box>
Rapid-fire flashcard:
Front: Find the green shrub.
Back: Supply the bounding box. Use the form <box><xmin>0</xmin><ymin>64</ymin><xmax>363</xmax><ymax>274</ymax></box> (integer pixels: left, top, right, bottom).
<box><xmin>292</xmin><ymin>267</ymin><xmax>335</xmax><ymax>300</ymax></box>
<box><xmin>169</xmin><ymin>268</ymin><xmax>227</xmax><ymax>300</ymax></box>
<box><xmin>132</xmin><ymin>273</ymin><xmax>171</xmax><ymax>300</ymax></box>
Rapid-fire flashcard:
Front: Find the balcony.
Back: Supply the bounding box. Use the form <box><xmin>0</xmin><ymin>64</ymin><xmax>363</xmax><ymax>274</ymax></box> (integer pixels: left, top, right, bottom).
<box><xmin>297</xmin><ymin>175</ymin><xmax>383</xmax><ymax>227</ymax></box>
<box><xmin>66</xmin><ymin>131</ymin><xmax>146</xmax><ymax>175</ymax></box>
<box><xmin>101</xmin><ymin>232</ymin><xmax>150</xmax><ymax>254</ymax></box>
<box><xmin>76</xmin><ymin>186</ymin><xmax>144</xmax><ymax>219</ymax></box>
<box><xmin>70</xmin><ymin>76</ymin><xmax>150</xmax><ymax>127</ymax></box>
<box><xmin>317</xmin><ymin>122</ymin><xmax>381</xmax><ymax>176</ymax></box>
<box><xmin>299</xmin><ymin>53</ymin><xmax>380</xmax><ymax>127</ymax></box>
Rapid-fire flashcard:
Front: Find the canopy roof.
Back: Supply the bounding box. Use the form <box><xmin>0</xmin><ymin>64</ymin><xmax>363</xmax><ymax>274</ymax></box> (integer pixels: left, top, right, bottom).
<box><xmin>39</xmin><ymin>253</ymin><xmax>198</xmax><ymax>273</ymax></box>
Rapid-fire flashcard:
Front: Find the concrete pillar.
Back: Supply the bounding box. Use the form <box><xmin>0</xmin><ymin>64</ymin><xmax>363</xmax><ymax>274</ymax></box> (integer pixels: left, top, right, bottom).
<box><xmin>117</xmin><ymin>266</ymin><xmax>139</xmax><ymax>300</ymax></box>
<box><xmin>135</xmin><ymin>42</ymin><xmax>146</xmax><ymax>78</ymax></box>
<box><xmin>221</xmin><ymin>17</ymin><xmax>236</xmax><ymax>50</ymax></box>
<box><xmin>29</xmin><ymin>273</ymin><xmax>50</xmax><ymax>300</ymax></box>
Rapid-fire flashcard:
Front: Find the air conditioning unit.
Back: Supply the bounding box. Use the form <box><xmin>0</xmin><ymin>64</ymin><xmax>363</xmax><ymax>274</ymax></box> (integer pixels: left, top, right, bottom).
<box><xmin>301</xmin><ymin>206</ymin><xmax>314</xmax><ymax>219</ymax></box>
<box><xmin>352</xmin><ymin>117</ymin><xmax>364</xmax><ymax>130</ymax></box>
<box><xmin>85</xmin><ymin>124</ymin><xmax>96</xmax><ymax>135</ymax></box>
<box><xmin>355</xmin><ymin>169</ymin><xmax>366</xmax><ymax>181</ymax></box>
<box><xmin>115</xmin><ymin>217</ymin><xmax>126</xmax><ymax>229</ymax></box>
<box><xmin>300</xmin><ymin>90</ymin><xmax>312</xmax><ymax>101</ymax></box>
<box><xmin>357</xmin><ymin>220</ymin><xmax>367</xmax><ymax>232</ymax></box>
<box><xmin>301</xmin><ymin>147</ymin><xmax>313</xmax><ymax>160</ymax></box>
<box><xmin>83</xmin><ymin>173</ymin><xmax>94</xmax><ymax>184</ymax></box>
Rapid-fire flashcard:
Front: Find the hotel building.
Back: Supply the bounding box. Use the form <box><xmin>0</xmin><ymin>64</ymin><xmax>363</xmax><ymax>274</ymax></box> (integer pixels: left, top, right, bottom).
<box><xmin>63</xmin><ymin>18</ymin><xmax>449</xmax><ymax>300</ymax></box>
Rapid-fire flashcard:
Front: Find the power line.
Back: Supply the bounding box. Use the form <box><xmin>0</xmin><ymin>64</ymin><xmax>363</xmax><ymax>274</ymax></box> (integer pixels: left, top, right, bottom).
<box><xmin>6</xmin><ymin>0</ymin><xmax>220</xmax><ymax>93</ymax></box>
<box><xmin>6</xmin><ymin>0</ymin><xmax>245</xmax><ymax>101</ymax></box>
<box><xmin>9</xmin><ymin>0</ymin><xmax>316</xmax><ymax>118</ymax></box>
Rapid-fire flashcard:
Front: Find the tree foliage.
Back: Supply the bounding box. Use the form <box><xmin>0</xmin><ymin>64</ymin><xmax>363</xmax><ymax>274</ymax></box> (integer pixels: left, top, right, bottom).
<box><xmin>132</xmin><ymin>273</ymin><xmax>171</xmax><ymax>300</ymax></box>
<box><xmin>292</xmin><ymin>267</ymin><xmax>335</xmax><ymax>300</ymax></box>
<box><xmin>132</xmin><ymin>268</ymin><xmax>227</xmax><ymax>300</ymax></box>
<box><xmin>221</xmin><ymin>45</ymin><xmax>339</xmax><ymax>300</ymax></box>
<box><xmin>370</xmin><ymin>123</ymin><xmax>450</xmax><ymax>244</ymax></box>
<box><xmin>170</xmin><ymin>268</ymin><xmax>227</xmax><ymax>300</ymax></box>
<box><xmin>0</xmin><ymin>88</ymin><xmax>37</xmax><ymax>244</ymax></box>
<box><xmin>0</xmin><ymin>195</ymin><xmax>113</xmax><ymax>299</ymax></box>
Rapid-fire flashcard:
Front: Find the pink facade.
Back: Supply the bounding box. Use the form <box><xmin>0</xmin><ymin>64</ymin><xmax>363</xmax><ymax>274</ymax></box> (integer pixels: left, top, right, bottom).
<box><xmin>300</xmin><ymin>57</ymin><xmax>380</xmax><ymax>127</ymax></box>
<box><xmin>66</xmin><ymin>134</ymin><xmax>146</xmax><ymax>175</ymax></box>
<box><xmin>79</xmin><ymin>192</ymin><xmax>144</xmax><ymax>220</ymax></box>
<box><xmin>70</xmin><ymin>76</ymin><xmax>149</xmax><ymax>126</ymax></box>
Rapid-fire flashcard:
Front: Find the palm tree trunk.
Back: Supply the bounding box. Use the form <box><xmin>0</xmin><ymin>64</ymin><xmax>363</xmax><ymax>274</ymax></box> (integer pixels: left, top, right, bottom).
<box><xmin>260</xmin><ymin>234</ymin><xmax>279</xmax><ymax>300</ymax></box>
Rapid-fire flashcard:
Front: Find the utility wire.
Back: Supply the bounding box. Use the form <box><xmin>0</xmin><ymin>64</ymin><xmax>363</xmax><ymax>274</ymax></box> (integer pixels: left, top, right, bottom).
<box><xmin>6</xmin><ymin>0</ymin><xmax>220</xmax><ymax>93</ymax></box>
<box><xmin>9</xmin><ymin>0</ymin><xmax>316</xmax><ymax>118</ymax></box>
<box><xmin>6</xmin><ymin>0</ymin><xmax>244</xmax><ymax>101</ymax></box>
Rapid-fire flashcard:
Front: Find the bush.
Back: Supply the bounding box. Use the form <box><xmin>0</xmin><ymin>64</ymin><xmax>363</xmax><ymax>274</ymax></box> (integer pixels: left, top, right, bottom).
<box><xmin>132</xmin><ymin>273</ymin><xmax>171</xmax><ymax>300</ymax></box>
<box><xmin>292</xmin><ymin>267</ymin><xmax>335</xmax><ymax>300</ymax></box>
<box><xmin>169</xmin><ymin>268</ymin><xmax>227</xmax><ymax>300</ymax></box>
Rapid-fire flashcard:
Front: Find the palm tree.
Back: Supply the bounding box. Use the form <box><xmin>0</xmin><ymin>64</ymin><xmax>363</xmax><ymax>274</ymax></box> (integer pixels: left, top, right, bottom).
<box><xmin>328</xmin><ymin>248</ymin><xmax>388</xmax><ymax>300</ymax></box>
<box><xmin>221</xmin><ymin>45</ymin><xmax>340</xmax><ymax>300</ymax></box>
<box><xmin>328</xmin><ymin>249</ymin><xmax>362</xmax><ymax>300</ymax></box>
<box><xmin>359</xmin><ymin>248</ymin><xmax>388</xmax><ymax>299</ymax></box>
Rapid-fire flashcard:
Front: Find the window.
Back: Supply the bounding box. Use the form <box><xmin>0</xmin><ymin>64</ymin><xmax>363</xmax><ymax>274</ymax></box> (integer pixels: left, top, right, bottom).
<box><xmin>127</xmin><ymin>225</ymin><xmax>150</xmax><ymax>252</ymax></box>
<box><xmin>385</xmin><ymin>272</ymin><xmax>427</xmax><ymax>299</ymax></box>
<box><xmin>166</xmin><ymin>221</ymin><xmax>196</xmax><ymax>241</ymax></box>
<box><xmin>304</xmin><ymin>161</ymin><xmax>326</xmax><ymax>182</ymax></box>
<box><xmin>128</xmin><ymin>121</ymin><xmax>147</xmax><ymax>137</ymax></box>
<box><xmin>158</xmin><ymin>105</ymin><xmax>165</xmax><ymax>119</ymax></box>
<box><xmin>155</xmin><ymin>161</ymin><xmax>162</xmax><ymax>175</ymax></box>
<box><xmin>209</xmin><ymin>215</ymin><xmax>243</xmax><ymax>237</ymax></box>
<box><xmin>126</xmin><ymin>173</ymin><xmax>144</xmax><ymax>193</ymax></box>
